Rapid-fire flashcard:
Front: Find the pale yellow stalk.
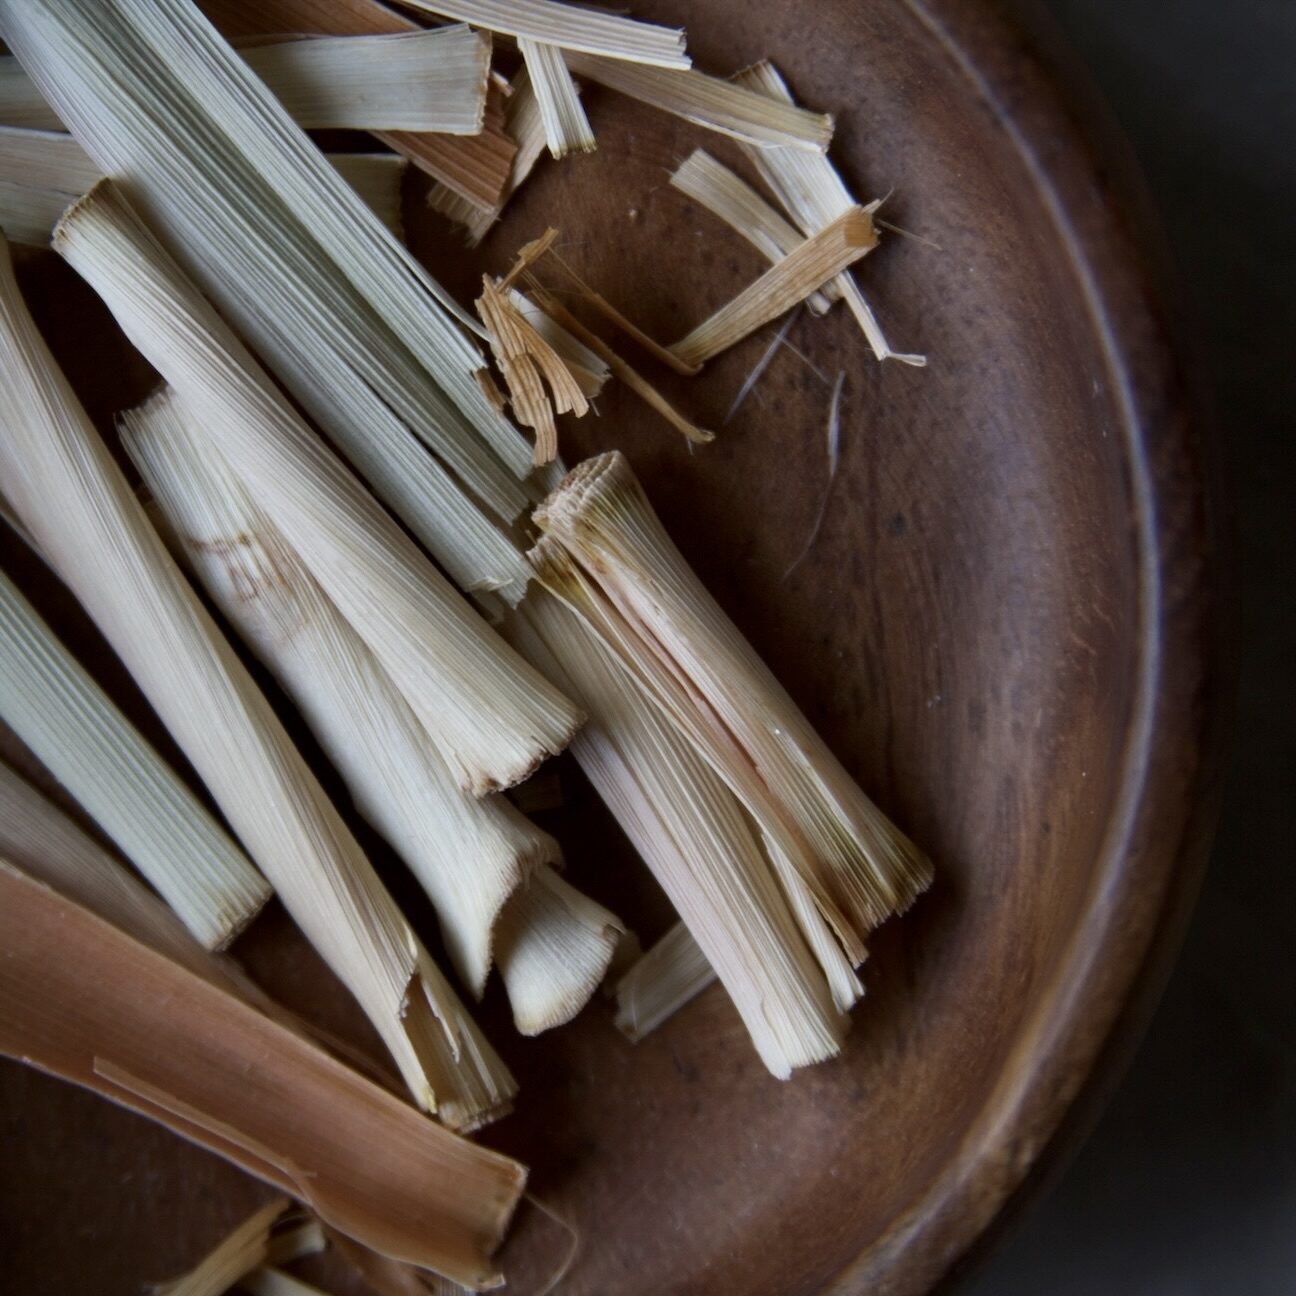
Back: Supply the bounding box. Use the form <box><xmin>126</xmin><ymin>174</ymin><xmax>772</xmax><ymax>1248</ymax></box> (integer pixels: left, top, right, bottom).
<box><xmin>614</xmin><ymin>922</ymin><xmax>716</xmax><ymax>1041</ymax></box>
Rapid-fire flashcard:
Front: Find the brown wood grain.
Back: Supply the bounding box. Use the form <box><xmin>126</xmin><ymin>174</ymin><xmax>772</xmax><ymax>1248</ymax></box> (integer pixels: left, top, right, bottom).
<box><xmin>0</xmin><ymin>0</ymin><xmax>1224</xmax><ymax>1293</ymax></box>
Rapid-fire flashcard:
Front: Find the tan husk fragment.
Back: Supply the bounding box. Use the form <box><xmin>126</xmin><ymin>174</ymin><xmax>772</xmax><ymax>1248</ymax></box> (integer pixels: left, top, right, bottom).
<box><xmin>476</xmin><ymin>273</ymin><xmax>590</xmax><ymax>466</ymax></box>
<box><xmin>670</xmin><ymin>148</ymin><xmax>832</xmax><ymax>314</ymax></box>
<box><xmin>127</xmin><ymin>388</ymin><xmax>620</xmax><ymax>1032</ymax></box>
<box><xmin>563</xmin><ymin>52</ymin><xmax>832</xmax><ymax>151</ymax></box>
<box><xmin>524</xmin><ymin>282</ymin><xmax>714</xmax><ymax>446</ymax></box>
<box><xmin>392</xmin><ymin>0</ymin><xmax>689</xmax><ymax>68</ymax></box>
<box><xmin>520</xmin><ymin>37</ymin><xmax>594</xmax><ymax>158</ymax></box>
<box><xmin>614</xmin><ymin>921</ymin><xmax>716</xmax><ymax>1041</ymax></box>
<box><xmin>534</xmin><ymin>452</ymin><xmax>933</xmax><ymax>945</ymax></box>
<box><xmin>0</xmin><ymin>232</ymin><xmax>512</xmax><ymax>1123</ymax></box>
<box><xmin>734</xmin><ymin>61</ymin><xmax>927</xmax><ymax>366</ymax></box>
<box><xmin>54</xmin><ymin>182</ymin><xmax>576</xmax><ymax>793</ymax></box>
<box><xmin>507</xmin><ymin>588</ymin><xmax>849</xmax><ymax>1078</ymax></box>
<box><xmin>0</xmin><ymin>864</ymin><xmax>526</xmax><ymax>1290</ymax></box>
<box><xmin>508</xmin><ymin>287</ymin><xmax>610</xmax><ymax>400</ymax></box>
<box><xmin>156</xmin><ymin>1197</ymin><xmax>296</xmax><ymax>1296</ymax></box>
<box><xmin>0</xmin><ymin>568</ymin><xmax>269</xmax><ymax>950</ymax></box>
<box><xmin>670</xmin><ymin>205</ymin><xmax>878</xmax><ymax>368</ymax></box>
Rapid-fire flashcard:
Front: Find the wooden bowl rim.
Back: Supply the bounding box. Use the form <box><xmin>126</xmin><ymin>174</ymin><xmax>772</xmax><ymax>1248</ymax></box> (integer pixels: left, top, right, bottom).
<box><xmin>824</xmin><ymin>2</ymin><xmax>1229</xmax><ymax>1291</ymax></box>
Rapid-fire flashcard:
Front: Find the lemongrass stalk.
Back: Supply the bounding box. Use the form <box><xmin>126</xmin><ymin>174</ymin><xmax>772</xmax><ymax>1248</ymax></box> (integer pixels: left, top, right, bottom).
<box><xmin>0</xmin><ymin>0</ymin><xmax>537</xmax><ymax>534</ymax></box>
<box><xmin>536</xmin><ymin>452</ymin><xmax>933</xmax><ymax>938</ymax></box>
<box><xmin>394</xmin><ymin>0</ymin><xmax>688</xmax><ymax>68</ymax></box>
<box><xmin>614</xmin><ymin>922</ymin><xmax>716</xmax><ymax>1041</ymax></box>
<box><xmin>0</xmin><ymin>126</ymin><xmax>409</xmax><ymax>243</ymax></box>
<box><xmin>492</xmin><ymin>866</ymin><xmax>623</xmax><ymax>1035</ymax></box>
<box><xmin>1</xmin><ymin>29</ymin><xmax>488</xmax><ymax>137</ymax></box>
<box><xmin>55</xmin><ymin>184</ymin><xmax>577</xmax><ymax>792</ymax></box>
<box><xmin>669</xmin><ymin>205</ymin><xmax>878</xmax><ymax>368</ymax></box>
<box><xmin>429</xmin><ymin>67</ymin><xmax>546</xmax><ymax>245</ymax></box>
<box><xmin>240</xmin><ymin>26</ymin><xmax>488</xmax><ymax>133</ymax></box>
<box><xmin>520</xmin><ymin>37</ymin><xmax>594</xmax><ymax>158</ymax></box>
<box><xmin>0</xmin><ymin>864</ymin><xmax>526</xmax><ymax>1290</ymax></box>
<box><xmin>670</xmin><ymin>149</ymin><xmax>832</xmax><ymax>314</ymax></box>
<box><xmin>508</xmin><ymin>589</ymin><xmax>848</xmax><ymax>1078</ymax></box>
<box><xmin>0</xmin><ymin>569</ymin><xmax>268</xmax><ymax>949</ymax></box>
<box><xmin>528</xmin><ymin>530</ymin><xmax>866</xmax><ymax>1007</ymax></box>
<box><xmin>0</xmin><ymin>760</ymin><xmax>245</xmax><ymax>982</ymax></box>
<box><xmin>509</xmin><ymin>288</ymin><xmax>610</xmax><ymax>399</ymax></box>
<box><xmin>126</xmin><ymin>388</ymin><xmax>616</xmax><ymax>1031</ymax></box>
<box><xmin>734</xmin><ymin>61</ymin><xmax>927</xmax><ymax>366</ymax></box>
<box><xmin>0</xmin><ymin>235</ymin><xmax>512</xmax><ymax>1121</ymax></box>
<box><xmin>157</xmin><ymin>1198</ymin><xmax>294</xmax><ymax>1296</ymax></box>
<box><xmin>563</xmin><ymin>52</ymin><xmax>832</xmax><ymax>151</ymax></box>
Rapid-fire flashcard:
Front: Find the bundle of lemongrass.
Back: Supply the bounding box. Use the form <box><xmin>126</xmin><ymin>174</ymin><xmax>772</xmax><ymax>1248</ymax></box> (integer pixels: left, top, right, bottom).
<box><xmin>0</xmin><ymin>0</ymin><xmax>933</xmax><ymax>1287</ymax></box>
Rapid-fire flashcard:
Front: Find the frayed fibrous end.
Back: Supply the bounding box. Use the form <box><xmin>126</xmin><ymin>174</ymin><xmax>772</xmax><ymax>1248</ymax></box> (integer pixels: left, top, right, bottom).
<box><xmin>535</xmin><ymin>451</ymin><xmax>933</xmax><ymax>950</ymax></box>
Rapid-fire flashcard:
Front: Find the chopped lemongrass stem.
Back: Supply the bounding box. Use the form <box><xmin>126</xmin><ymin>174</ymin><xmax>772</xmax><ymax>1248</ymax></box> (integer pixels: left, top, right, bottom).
<box><xmin>394</xmin><ymin>0</ymin><xmax>688</xmax><ymax>68</ymax></box>
<box><xmin>493</xmin><ymin>865</ymin><xmax>623</xmax><ymax>1035</ymax></box>
<box><xmin>735</xmin><ymin>61</ymin><xmax>927</xmax><ymax>366</ymax></box>
<box><xmin>563</xmin><ymin>53</ymin><xmax>832</xmax><ymax>151</ymax></box>
<box><xmin>670</xmin><ymin>205</ymin><xmax>878</xmax><ymax>368</ymax></box>
<box><xmin>239</xmin><ymin>26</ymin><xmax>489</xmax><ymax>133</ymax></box>
<box><xmin>0</xmin><ymin>0</ymin><xmax>539</xmax><ymax>525</ymax></box>
<box><xmin>723</xmin><ymin>306</ymin><xmax>801</xmax><ymax>425</ymax></box>
<box><xmin>263</xmin><ymin>1217</ymin><xmax>326</xmax><ymax>1269</ymax></box>
<box><xmin>545</xmin><ymin>249</ymin><xmax>699</xmax><ymax>376</ymax></box>
<box><xmin>509</xmin><ymin>288</ymin><xmax>610</xmax><ymax>399</ymax></box>
<box><xmin>0</xmin><ymin>864</ymin><xmax>527</xmax><ymax>1290</ymax></box>
<box><xmin>528</xmin><ymin>529</ymin><xmax>867</xmax><ymax>1007</ymax></box>
<box><xmin>0</xmin><ymin>51</ymin><xmax>60</xmax><ymax>130</ymax></box>
<box><xmin>525</xmin><ymin>282</ymin><xmax>715</xmax><ymax>446</ymax></box>
<box><xmin>476</xmin><ymin>272</ymin><xmax>590</xmax><ymax>466</ymax></box>
<box><xmin>536</xmin><ymin>452</ymin><xmax>934</xmax><ymax>939</ymax></box>
<box><xmin>0</xmin><ymin>761</ymin><xmax>247</xmax><ymax>985</ymax></box>
<box><xmin>614</xmin><ymin>922</ymin><xmax>716</xmax><ymax>1040</ymax></box>
<box><xmin>520</xmin><ymin>38</ymin><xmax>594</xmax><ymax>158</ymax></box>
<box><xmin>156</xmin><ymin>1197</ymin><xmax>294</xmax><ymax>1296</ymax></box>
<box><xmin>0</xmin><ymin>569</ymin><xmax>268</xmax><ymax>950</ymax></box>
<box><xmin>0</xmin><ymin>237</ymin><xmax>514</xmax><ymax>1120</ymax></box>
<box><xmin>508</xmin><ymin>590</ymin><xmax>848</xmax><ymax>1078</ymax></box>
<box><xmin>670</xmin><ymin>149</ymin><xmax>832</xmax><ymax>314</ymax></box>
<box><xmin>0</xmin><ymin>180</ymin><xmax>74</xmax><ymax>248</ymax></box>
<box><xmin>324</xmin><ymin>153</ymin><xmax>407</xmax><ymax>241</ymax></box>
<box><xmin>125</xmin><ymin>389</ymin><xmax>611</xmax><ymax>1025</ymax></box>
<box><xmin>0</xmin><ymin>125</ymin><xmax>101</xmax><ymax>193</ymax></box>
<box><xmin>429</xmin><ymin>66</ymin><xmax>547</xmax><ymax>246</ymax></box>
<box><xmin>56</xmin><ymin>185</ymin><xmax>578</xmax><ymax>792</ymax></box>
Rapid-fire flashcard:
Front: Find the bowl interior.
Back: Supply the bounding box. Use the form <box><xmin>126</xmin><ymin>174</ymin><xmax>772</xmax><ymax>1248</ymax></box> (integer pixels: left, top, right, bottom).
<box><xmin>0</xmin><ymin>2</ymin><xmax>1151</xmax><ymax>1292</ymax></box>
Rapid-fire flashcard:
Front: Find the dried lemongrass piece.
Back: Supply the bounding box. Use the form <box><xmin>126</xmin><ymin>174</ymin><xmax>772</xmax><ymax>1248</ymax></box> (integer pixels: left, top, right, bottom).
<box><xmin>0</xmin><ymin>236</ymin><xmax>513</xmax><ymax>1120</ymax></box>
<box><xmin>0</xmin><ymin>569</ymin><xmax>268</xmax><ymax>950</ymax></box>
<box><xmin>0</xmin><ymin>761</ymin><xmax>249</xmax><ymax>985</ymax></box>
<box><xmin>670</xmin><ymin>149</ymin><xmax>831</xmax><ymax>314</ymax></box>
<box><xmin>0</xmin><ymin>0</ymin><xmax>538</xmax><ymax>542</ymax></box>
<box><xmin>529</xmin><ymin>529</ymin><xmax>866</xmax><ymax>1008</ymax></box>
<box><xmin>735</xmin><ymin>61</ymin><xmax>927</xmax><ymax>366</ymax></box>
<box><xmin>563</xmin><ymin>52</ymin><xmax>832</xmax><ymax>151</ymax></box>
<box><xmin>125</xmin><ymin>389</ymin><xmax>573</xmax><ymax>1011</ymax></box>
<box><xmin>508</xmin><ymin>590</ymin><xmax>848</xmax><ymax>1077</ymax></box>
<box><xmin>537</xmin><ymin>452</ymin><xmax>934</xmax><ymax>937</ymax></box>
<box><xmin>0</xmin><ymin>50</ymin><xmax>60</xmax><ymax>130</ymax></box>
<box><xmin>429</xmin><ymin>67</ymin><xmax>546</xmax><ymax>246</ymax></box>
<box><xmin>477</xmin><ymin>273</ymin><xmax>590</xmax><ymax>466</ymax></box>
<box><xmin>0</xmin><ymin>130</ymin><xmax>407</xmax><ymax>246</ymax></box>
<box><xmin>395</xmin><ymin>0</ymin><xmax>688</xmax><ymax>67</ymax></box>
<box><xmin>520</xmin><ymin>38</ymin><xmax>594</xmax><ymax>159</ymax></box>
<box><xmin>509</xmin><ymin>288</ymin><xmax>610</xmax><ymax>399</ymax></box>
<box><xmin>0</xmin><ymin>865</ymin><xmax>525</xmax><ymax>1290</ymax></box>
<box><xmin>614</xmin><ymin>922</ymin><xmax>716</xmax><ymax>1040</ymax></box>
<box><xmin>325</xmin><ymin>153</ymin><xmax>407</xmax><ymax>241</ymax></box>
<box><xmin>157</xmin><ymin>1197</ymin><xmax>294</xmax><ymax>1296</ymax></box>
<box><xmin>524</xmin><ymin>282</ymin><xmax>714</xmax><ymax>446</ymax></box>
<box><xmin>240</xmin><ymin>27</ymin><xmax>489</xmax><ymax>134</ymax></box>
<box><xmin>56</xmin><ymin>184</ymin><xmax>576</xmax><ymax>792</ymax></box>
<box><xmin>670</xmin><ymin>205</ymin><xmax>878</xmax><ymax>368</ymax></box>
<box><xmin>493</xmin><ymin>866</ymin><xmax>623</xmax><ymax>1035</ymax></box>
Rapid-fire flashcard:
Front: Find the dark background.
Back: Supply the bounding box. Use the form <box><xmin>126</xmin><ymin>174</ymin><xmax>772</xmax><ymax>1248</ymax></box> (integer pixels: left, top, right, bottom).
<box><xmin>968</xmin><ymin>1</ymin><xmax>1295</xmax><ymax>1292</ymax></box>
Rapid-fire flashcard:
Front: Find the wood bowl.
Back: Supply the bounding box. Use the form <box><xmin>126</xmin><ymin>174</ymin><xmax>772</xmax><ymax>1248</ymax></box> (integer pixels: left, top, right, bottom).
<box><xmin>0</xmin><ymin>0</ymin><xmax>1225</xmax><ymax>1292</ymax></box>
